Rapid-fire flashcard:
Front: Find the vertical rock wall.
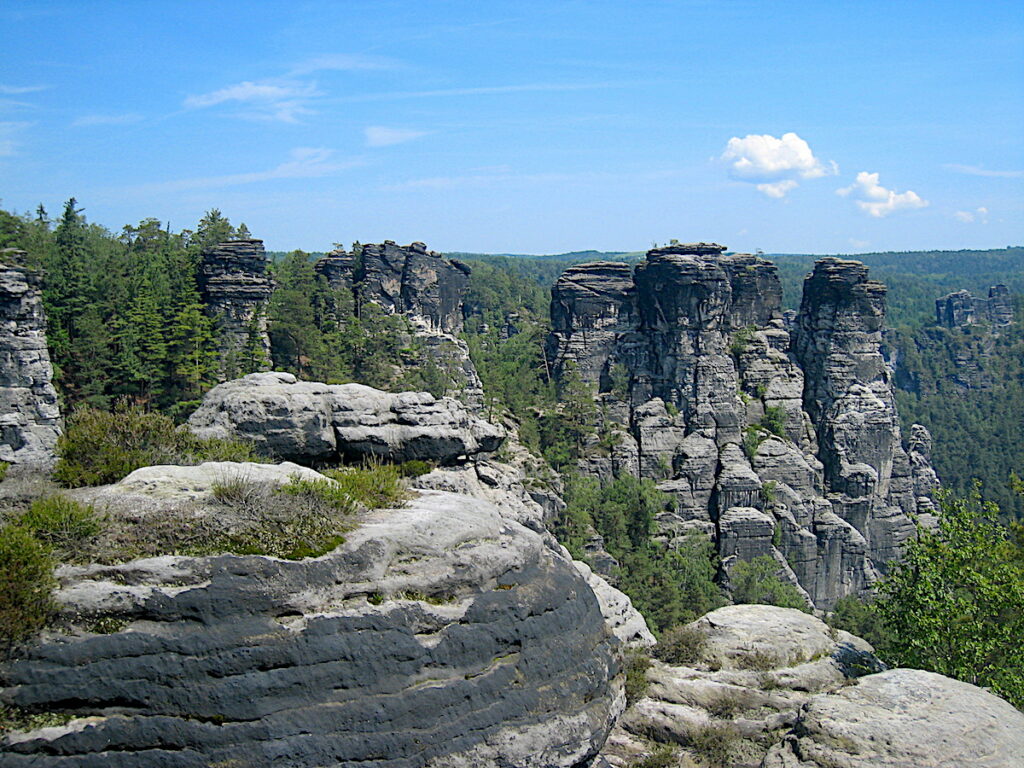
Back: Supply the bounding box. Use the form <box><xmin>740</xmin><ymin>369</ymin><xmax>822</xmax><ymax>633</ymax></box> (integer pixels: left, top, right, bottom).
<box><xmin>198</xmin><ymin>239</ymin><xmax>274</xmax><ymax>377</ymax></box>
<box><xmin>313</xmin><ymin>241</ymin><xmax>484</xmax><ymax>409</ymax></box>
<box><xmin>935</xmin><ymin>285</ymin><xmax>1014</xmax><ymax>328</ymax></box>
<box><xmin>0</xmin><ymin>259</ymin><xmax>61</xmax><ymax>466</ymax></box>
<box><xmin>546</xmin><ymin>244</ymin><xmax>938</xmax><ymax>608</ymax></box>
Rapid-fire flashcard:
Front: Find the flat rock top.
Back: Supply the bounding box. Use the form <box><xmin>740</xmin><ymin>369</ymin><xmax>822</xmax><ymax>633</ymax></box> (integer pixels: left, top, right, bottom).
<box><xmin>766</xmin><ymin>668</ymin><xmax>1024</xmax><ymax>767</ymax></box>
<box><xmin>695</xmin><ymin>604</ymin><xmax>840</xmax><ymax>667</ymax></box>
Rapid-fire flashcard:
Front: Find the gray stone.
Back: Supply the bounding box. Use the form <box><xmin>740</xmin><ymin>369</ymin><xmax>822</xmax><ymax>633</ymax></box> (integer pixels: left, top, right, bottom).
<box><xmin>0</xmin><ymin>483</ymin><xmax>622</xmax><ymax>767</ymax></box>
<box><xmin>187</xmin><ymin>372</ymin><xmax>504</xmax><ymax>464</ymax></box>
<box><xmin>763</xmin><ymin>668</ymin><xmax>1024</xmax><ymax>768</ymax></box>
<box><xmin>197</xmin><ymin>239</ymin><xmax>274</xmax><ymax>377</ymax></box>
<box><xmin>0</xmin><ymin>261</ymin><xmax>61</xmax><ymax>467</ymax></box>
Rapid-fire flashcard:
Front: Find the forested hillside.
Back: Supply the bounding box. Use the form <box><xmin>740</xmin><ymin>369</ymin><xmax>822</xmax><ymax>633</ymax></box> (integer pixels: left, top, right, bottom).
<box><xmin>2</xmin><ymin>199</ymin><xmax>1021</xmax><ymax>521</ymax></box>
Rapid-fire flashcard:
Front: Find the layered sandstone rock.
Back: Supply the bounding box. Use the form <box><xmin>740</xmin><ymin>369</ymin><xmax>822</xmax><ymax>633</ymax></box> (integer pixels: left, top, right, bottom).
<box><xmin>602</xmin><ymin>605</ymin><xmax>1024</xmax><ymax>768</ymax></box>
<box><xmin>314</xmin><ymin>242</ymin><xmax>484</xmax><ymax>409</ymax></box>
<box><xmin>935</xmin><ymin>284</ymin><xmax>1013</xmax><ymax>328</ymax></box>
<box><xmin>197</xmin><ymin>239</ymin><xmax>274</xmax><ymax>376</ymax></box>
<box><xmin>0</xmin><ymin>469</ymin><xmax>623</xmax><ymax>767</ymax></box>
<box><xmin>546</xmin><ymin>246</ymin><xmax>937</xmax><ymax>608</ymax></box>
<box><xmin>0</xmin><ymin>259</ymin><xmax>61</xmax><ymax>467</ymax></box>
<box><xmin>187</xmin><ymin>371</ymin><xmax>503</xmax><ymax>465</ymax></box>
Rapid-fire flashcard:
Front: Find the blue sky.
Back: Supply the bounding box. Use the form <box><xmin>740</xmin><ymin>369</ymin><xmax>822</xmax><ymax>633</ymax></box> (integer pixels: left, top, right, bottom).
<box><xmin>1</xmin><ymin>1</ymin><xmax>1022</xmax><ymax>254</ymax></box>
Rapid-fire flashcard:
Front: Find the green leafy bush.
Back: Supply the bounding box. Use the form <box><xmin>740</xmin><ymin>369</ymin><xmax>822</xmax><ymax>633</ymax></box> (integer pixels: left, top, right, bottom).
<box><xmin>655</xmin><ymin>624</ymin><xmax>707</xmax><ymax>665</ymax></box>
<box><xmin>397</xmin><ymin>460</ymin><xmax>434</xmax><ymax>478</ymax></box>
<box><xmin>18</xmin><ymin>496</ymin><xmax>103</xmax><ymax>559</ymax></box>
<box><xmin>54</xmin><ymin>403</ymin><xmax>260</xmax><ymax>487</ymax></box>
<box><xmin>875</xmin><ymin>490</ymin><xmax>1024</xmax><ymax>708</ymax></box>
<box><xmin>0</xmin><ymin>525</ymin><xmax>56</xmax><ymax>656</ymax></box>
<box><xmin>0</xmin><ymin>462</ymin><xmax>8</xmax><ymax>483</ymax></box>
<box><xmin>629</xmin><ymin>744</ymin><xmax>677</xmax><ymax>768</ymax></box>
<box><xmin>686</xmin><ymin>722</ymin><xmax>739</xmax><ymax>767</ymax></box>
<box><xmin>623</xmin><ymin>648</ymin><xmax>652</xmax><ymax>705</ymax></box>
<box><xmin>729</xmin><ymin>555</ymin><xmax>809</xmax><ymax>612</ymax></box>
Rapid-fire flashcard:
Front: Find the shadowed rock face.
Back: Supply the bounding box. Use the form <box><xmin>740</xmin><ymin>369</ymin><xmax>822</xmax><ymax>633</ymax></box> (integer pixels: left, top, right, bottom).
<box><xmin>197</xmin><ymin>239</ymin><xmax>274</xmax><ymax>375</ymax></box>
<box><xmin>0</xmin><ymin>477</ymin><xmax>623</xmax><ymax>767</ymax></box>
<box><xmin>317</xmin><ymin>241</ymin><xmax>471</xmax><ymax>335</ymax></box>
<box><xmin>546</xmin><ymin>246</ymin><xmax>937</xmax><ymax>609</ymax></box>
<box><xmin>314</xmin><ymin>242</ymin><xmax>484</xmax><ymax>409</ymax></box>
<box><xmin>936</xmin><ymin>284</ymin><xmax>1014</xmax><ymax>328</ymax></box>
<box><xmin>0</xmin><ymin>260</ymin><xmax>60</xmax><ymax>466</ymax></box>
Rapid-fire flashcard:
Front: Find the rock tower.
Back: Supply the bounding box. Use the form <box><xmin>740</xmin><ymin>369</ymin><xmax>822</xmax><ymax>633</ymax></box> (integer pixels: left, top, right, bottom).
<box><xmin>198</xmin><ymin>239</ymin><xmax>274</xmax><ymax>377</ymax></box>
<box><xmin>0</xmin><ymin>256</ymin><xmax>61</xmax><ymax>466</ymax></box>
<box><xmin>547</xmin><ymin>244</ymin><xmax>938</xmax><ymax>608</ymax></box>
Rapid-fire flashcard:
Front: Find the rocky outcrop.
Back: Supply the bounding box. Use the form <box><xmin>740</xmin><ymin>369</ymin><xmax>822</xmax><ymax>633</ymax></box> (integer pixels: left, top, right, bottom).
<box><xmin>936</xmin><ymin>284</ymin><xmax>1014</xmax><ymax>328</ymax></box>
<box><xmin>603</xmin><ymin>605</ymin><xmax>1024</xmax><ymax>768</ymax></box>
<box><xmin>763</xmin><ymin>669</ymin><xmax>1024</xmax><ymax>767</ymax></box>
<box><xmin>314</xmin><ymin>242</ymin><xmax>484</xmax><ymax>409</ymax></box>
<box><xmin>187</xmin><ymin>372</ymin><xmax>504</xmax><ymax>465</ymax></box>
<box><xmin>0</xmin><ymin>466</ymin><xmax>623</xmax><ymax>767</ymax></box>
<box><xmin>198</xmin><ymin>239</ymin><xmax>274</xmax><ymax>376</ymax></box>
<box><xmin>0</xmin><ymin>259</ymin><xmax>60</xmax><ymax>467</ymax></box>
<box><xmin>547</xmin><ymin>246</ymin><xmax>937</xmax><ymax>608</ymax></box>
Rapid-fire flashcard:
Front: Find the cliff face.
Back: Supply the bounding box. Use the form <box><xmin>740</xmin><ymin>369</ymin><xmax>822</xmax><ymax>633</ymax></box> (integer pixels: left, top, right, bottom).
<box><xmin>0</xmin><ymin>260</ymin><xmax>61</xmax><ymax>467</ymax></box>
<box><xmin>315</xmin><ymin>241</ymin><xmax>483</xmax><ymax>409</ymax></box>
<box><xmin>198</xmin><ymin>239</ymin><xmax>274</xmax><ymax>376</ymax></box>
<box><xmin>935</xmin><ymin>285</ymin><xmax>1013</xmax><ymax>328</ymax></box>
<box><xmin>547</xmin><ymin>245</ymin><xmax>937</xmax><ymax>608</ymax></box>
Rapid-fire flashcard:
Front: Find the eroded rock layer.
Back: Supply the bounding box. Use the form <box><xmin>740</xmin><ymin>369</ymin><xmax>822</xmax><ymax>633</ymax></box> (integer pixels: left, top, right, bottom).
<box><xmin>187</xmin><ymin>371</ymin><xmax>503</xmax><ymax>464</ymax></box>
<box><xmin>0</xmin><ymin>260</ymin><xmax>60</xmax><ymax>466</ymax></box>
<box><xmin>547</xmin><ymin>245</ymin><xmax>938</xmax><ymax>608</ymax></box>
<box><xmin>315</xmin><ymin>241</ymin><xmax>484</xmax><ymax>409</ymax></box>
<box><xmin>198</xmin><ymin>239</ymin><xmax>274</xmax><ymax>376</ymax></box>
<box><xmin>0</xmin><ymin>473</ymin><xmax>622</xmax><ymax>767</ymax></box>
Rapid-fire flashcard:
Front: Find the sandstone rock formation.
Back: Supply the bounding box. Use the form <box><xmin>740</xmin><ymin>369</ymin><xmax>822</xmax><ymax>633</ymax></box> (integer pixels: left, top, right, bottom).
<box><xmin>602</xmin><ymin>605</ymin><xmax>1024</xmax><ymax>768</ymax></box>
<box><xmin>187</xmin><ymin>371</ymin><xmax>504</xmax><ymax>464</ymax></box>
<box><xmin>315</xmin><ymin>241</ymin><xmax>484</xmax><ymax>409</ymax></box>
<box><xmin>936</xmin><ymin>284</ymin><xmax>1014</xmax><ymax>328</ymax></box>
<box><xmin>198</xmin><ymin>239</ymin><xmax>274</xmax><ymax>376</ymax></box>
<box><xmin>0</xmin><ymin>467</ymin><xmax>623</xmax><ymax>767</ymax></box>
<box><xmin>0</xmin><ymin>259</ymin><xmax>61</xmax><ymax>467</ymax></box>
<box><xmin>547</xmin><ymin>245</ymin><xmax>937</xmax><ymax>608</ymax></box>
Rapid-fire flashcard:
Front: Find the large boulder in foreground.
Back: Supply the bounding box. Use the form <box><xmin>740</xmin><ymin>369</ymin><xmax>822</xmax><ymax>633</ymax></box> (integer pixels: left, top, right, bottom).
<box><xmin>763</xmin><ymin>668</ymin><xmax>1024</xmax><ymax>767</ymax></box>
<box><xmin>0</xmin><ymin>466</ymin><xmax>621</xmax><ymax>767</ymax></box>
<box><xmin>187</xmin><ymin>372</ymin><xmax>504</xmax><ymax>464</ymax></box>
<box><xmin>604</xmin><ymin>604</ymin><xmax>1024</xmax><ymax>768</ymax></box>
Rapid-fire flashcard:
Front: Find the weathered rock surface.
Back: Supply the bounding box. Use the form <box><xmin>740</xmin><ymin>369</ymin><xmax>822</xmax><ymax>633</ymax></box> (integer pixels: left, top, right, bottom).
<box><xmin>763</xmin><ymin>668</ymin><xmax>1024</xmax><ymax>767</ymax></box>
<box><xmin>198</xmin><ymin>239</ymin><xmax>274</xmax><ymax>376</ymax></box>
<box><xmin>603</xmin><ymin>605</ymin><xmax>1024</xmax><ymax>768</ymax></box>
<box><xmin>936</xmin><ymin>284</ymin><xmax>1014</xmax><ymax>328</ymax></box>
<box><xmin>314</xmin><ymin>242</ymin><xmax>484</xmax><ymax>408</ymax></box>
<box><xmin>187</xmin><ymin>372</ymin><xmax>504</xmax><ymax>464</ymax></box>
<box><xmin>0</xmin><ymin>469</ymin><xmax>622</xmax><ymax>767</ymax></box>
<box><xmin>547</xmin><ymin>246</ymin><xmax>938</xmax><ymax>608</ymax></box>
<box><xmin>0</xmin><ymin>260</ymin><xmax>61</xmax><ymax>467</ymax></box>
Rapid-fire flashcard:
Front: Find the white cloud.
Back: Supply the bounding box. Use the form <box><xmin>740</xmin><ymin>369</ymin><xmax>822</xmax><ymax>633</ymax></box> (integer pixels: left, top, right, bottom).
<box><xmin>756</xmin><ymin>179</ymin><xmax>798</xmax><ymax>198</ymax></box>
<box><xmin>0</xmin><ymin>84</ymin><xmax>47</xmax><ymax>95</ymax></box>
<box><xmin>290</xmin><ymin>54</ymin><xmax>397</xmax><ymax>75</ymax></box>
<box><xmin>72</xmin><ymin>113</ymin><xmax>142</xmax><ymax>127</ymax></box>
<box><xmin>944</xmin><ymin>163</ymin><xmax>1024</xmax><ymax>179</ymax></box>
<box><xmin>836</xmin><ymin>171</ymin><xmax>928</xmax><ymax>218</ymax></box>
<box><xmin>0</xmin><ymin>121</ymin><xmax>31</xmax><ymax>156</ymax></box>
<box><xmin>954</xmin><ymin>206</ymin><xmax>989</xmax><ymax>224</ymax></box>
<box><xmin>184</xmin><ymin>80</ymin><xmax>320</xmax><ymax>123</ymax></box>
<box><xmin>848</xmin><ymin>238</ymin><xmax>870</xmax><ymax>249</ymax></box>
<box><xmin>721</xmin><ymin>132</ymin><xmax>833</xmax><ymax>197</ymax></box>
<box><xmin>364</xmin><ymin>126</ymin><xmax>427</xmax><ymax>147</ymax></box>
<box><xmin>135</xmin><ymin>147</ymin><xmax>360</xmax><ymax>192</ymax></box>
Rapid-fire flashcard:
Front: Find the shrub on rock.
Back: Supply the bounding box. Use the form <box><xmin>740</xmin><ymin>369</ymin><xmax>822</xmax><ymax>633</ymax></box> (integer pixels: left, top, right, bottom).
<box><xmin>0</xmin><ymin>525</ymin><xmax>55</xmax><ymax>656</ymax></box>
